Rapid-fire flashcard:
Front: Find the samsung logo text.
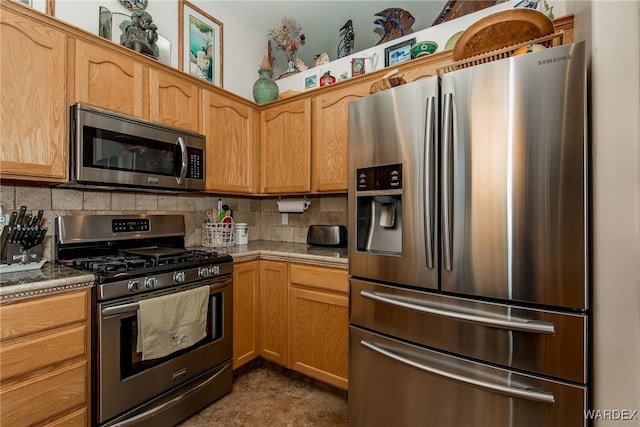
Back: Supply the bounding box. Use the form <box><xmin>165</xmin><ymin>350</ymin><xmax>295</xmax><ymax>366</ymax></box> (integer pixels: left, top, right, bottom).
<box><xmin>538</xmin><ymin>55</ymin><xmax>572</xmax><ymax>66</ymax></box>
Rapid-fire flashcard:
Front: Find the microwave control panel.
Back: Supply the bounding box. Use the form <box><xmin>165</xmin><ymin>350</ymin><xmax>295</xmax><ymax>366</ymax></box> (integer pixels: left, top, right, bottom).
<box><xmin>186</xmin><ymin>148</ymin><xmax>204</xmax><ymax>180</ymax></box>
<box><xmin>356</xmin><ymin>164</ymin><xmax>402</xmax><ymax>191</ymax></box>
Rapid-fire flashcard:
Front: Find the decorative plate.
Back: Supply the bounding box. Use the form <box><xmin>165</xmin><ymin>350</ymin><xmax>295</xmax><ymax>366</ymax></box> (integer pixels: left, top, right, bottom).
<box><xmin>453</xmin><ymin>8</ymin><xmax>554</xmax><ymax>60</ymax></box>
<box><xmin>119</xmin><ymin>0</ymin><xmax>148</xmax><ymax>12</ymax></box>
<box><xmin>411</xmin><ymin>41</ymin><xmax>438</xmax><ymax>59</ymax></box>
<box><xmin>445</xmin><ymin>31</ymin><xmax>463</xmax><ymax>51</ymax></box>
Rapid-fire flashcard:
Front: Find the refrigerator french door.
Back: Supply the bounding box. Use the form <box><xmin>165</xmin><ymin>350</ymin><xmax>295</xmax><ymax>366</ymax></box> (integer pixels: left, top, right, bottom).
<box><xmin>348</xmin><ymin>42</ymin><xmax>588</xmax><ymax>427</ymax></box>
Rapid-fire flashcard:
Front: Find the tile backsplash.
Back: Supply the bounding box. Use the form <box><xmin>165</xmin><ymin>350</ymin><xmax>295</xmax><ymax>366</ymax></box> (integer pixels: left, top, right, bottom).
<box><xmin>0</xmin><ymin>184</ymin><xmax>347</xmax><ymax>261</ymax></box>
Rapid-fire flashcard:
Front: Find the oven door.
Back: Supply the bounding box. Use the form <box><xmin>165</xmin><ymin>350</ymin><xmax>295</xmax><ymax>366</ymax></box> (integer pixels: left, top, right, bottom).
<box><xmin>95</xmin><ymin>278</ymin><xmax>232</xmax><ymax>425</ymax></box>
<box><xmin>70</xmin><ymin>103</ymin><xmax>205</xmax><ymax>191</ymax></box>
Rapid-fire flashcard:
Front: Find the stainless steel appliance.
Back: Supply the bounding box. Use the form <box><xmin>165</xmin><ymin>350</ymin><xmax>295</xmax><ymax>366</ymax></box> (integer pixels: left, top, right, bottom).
<box><xmin>348</xmin><ymin>42</ymin><xmax>588</xmax><ymax>426</ymax></box>
<box><xmin>56</xmin><ymin>215</ymin><xmax>232</xmax><ymax>427</ymax></box>
<box><xmin>66</xmin><ymin>103</ymin><xmax>206</xmax><ymax>192</ymax></box>
<box><xmin>307</xmin><ymin>225</ymin><xmax>348</xmax><ymax>247</ymax></box>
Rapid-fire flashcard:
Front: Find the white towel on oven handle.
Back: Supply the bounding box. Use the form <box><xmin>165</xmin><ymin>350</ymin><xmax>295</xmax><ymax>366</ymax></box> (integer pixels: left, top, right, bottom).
<box><xmin>137</xmin><ymin>286</ymin><xmax>209</xmax><ymax>360</ymax></box>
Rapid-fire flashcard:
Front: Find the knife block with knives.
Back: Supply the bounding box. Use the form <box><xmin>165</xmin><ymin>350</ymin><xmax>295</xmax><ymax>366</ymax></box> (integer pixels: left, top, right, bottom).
<box><xmin>0</xmin><ymin>206</ymin><xmax>46</xmax><ymax>266</ymax></box>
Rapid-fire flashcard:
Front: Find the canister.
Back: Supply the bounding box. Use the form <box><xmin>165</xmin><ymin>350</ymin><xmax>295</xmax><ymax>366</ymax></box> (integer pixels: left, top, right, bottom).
<box><xmin>234</xmin><ymin>223</ymin><xmax>248</xmax><ymax>245</ymax></box>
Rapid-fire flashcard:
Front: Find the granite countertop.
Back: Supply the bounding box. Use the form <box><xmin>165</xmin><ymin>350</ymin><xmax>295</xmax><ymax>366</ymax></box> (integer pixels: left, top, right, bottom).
<box><xmin>0</xmin><ymin>262</ymin><xmax>95</xmax><ymax>302</ymax></box>
<box><xmin>0</xmin><ymin>241</ymin><xmax>347</xmax><ymax>302</ymax></box>
<box><xmin>211</xmin><ymin>241</ymin><xmax>348</xmax><ymax>269</ymax></box>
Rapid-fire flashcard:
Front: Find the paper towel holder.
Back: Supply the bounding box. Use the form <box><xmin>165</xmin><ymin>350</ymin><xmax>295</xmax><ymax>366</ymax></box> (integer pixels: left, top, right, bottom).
<box><xmin>277</xmin><ymin>196</ymin><xmax>311</xmax><ymax>213</ymax></box>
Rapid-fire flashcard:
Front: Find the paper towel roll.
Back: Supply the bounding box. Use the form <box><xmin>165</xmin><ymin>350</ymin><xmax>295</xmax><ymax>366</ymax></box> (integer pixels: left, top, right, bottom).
<box><xmin>277</xmin><ymin>199</ymin><xmax>311</xmax><ymax>213</ymax></box>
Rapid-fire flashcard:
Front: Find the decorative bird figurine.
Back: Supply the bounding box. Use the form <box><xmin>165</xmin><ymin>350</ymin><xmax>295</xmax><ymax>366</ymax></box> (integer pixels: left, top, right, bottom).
<box><xmin>337</xmin><ymin>19</ymin><xmax>355</xmax><ymax>58</ymax></box>
<box><xmin>373</xmin><ymin>8</ymin><xmax>415</xmax><ymax>45</ymax></box>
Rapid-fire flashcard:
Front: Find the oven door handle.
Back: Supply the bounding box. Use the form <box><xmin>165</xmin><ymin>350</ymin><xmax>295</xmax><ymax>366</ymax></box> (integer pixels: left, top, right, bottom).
<box><xmin>102</xmin><ymin>302</ymin><xmax>139</xmax><ymax>316</ymax></box>
<box><xmin>110</xmin><ymin>362</ymin><xmax>232</xmax><ymax>427</ymax></box>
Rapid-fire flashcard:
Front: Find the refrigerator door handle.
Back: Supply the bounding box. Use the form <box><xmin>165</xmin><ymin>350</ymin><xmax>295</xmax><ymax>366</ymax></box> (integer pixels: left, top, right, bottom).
<box><xmin>360</xmin><ymin>339</ymin><xmax>556</xmax><ymax>404</ymax></box>
<box><xmin>424</xmin><ymin>96</ymin><xmax>436</xmax><ymax>269</ymax></box>
<box><xmin>442</xmin><ymin>93</ymin><xmax>453</xmax><ymax>271</ymax></box>
<box><xmin>360</xmin><ymin>289</ymin><xmax>556</xmax><ymax>335</ymax></box>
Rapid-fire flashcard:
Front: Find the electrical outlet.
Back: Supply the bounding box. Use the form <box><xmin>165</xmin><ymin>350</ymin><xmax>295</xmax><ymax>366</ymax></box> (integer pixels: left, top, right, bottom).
<box><xmin>281</xmin><ymin>213</ymin><xmax>288</xmax><ymax>225</ymax></box>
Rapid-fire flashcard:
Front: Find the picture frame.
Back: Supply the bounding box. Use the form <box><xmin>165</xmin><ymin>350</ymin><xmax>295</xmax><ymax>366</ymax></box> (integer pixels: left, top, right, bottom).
<box><xmin>351</xmin><ymin>58</ymin><xmax>365</xmax><ymax>77</ymax></box>
<box><xmin>178</xmin><ymin>0</ymin><xmax>223</xmax><ymax>87</ymax></box>
<box><xmin>384</xmin><ymin>38</ymin><xmax>416</xmax><ymax>67</ymax></box>
<box><xmin>19</xmin><ymin>0</ymin><xmax>55</xmax><ymax>15</ymax></box>
<box><xmin>304</xmin><ymin>74</ymin><xmax>318</xmax><ymax>90</ymax></box>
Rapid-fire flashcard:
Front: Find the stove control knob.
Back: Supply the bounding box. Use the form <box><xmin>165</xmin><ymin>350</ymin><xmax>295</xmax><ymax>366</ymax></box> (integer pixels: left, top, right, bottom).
<box><xmin>199</xmin><ymin>267</ymin><xmax>211</xmax><ymax>278</ymax></box>
<box><xmin>145</xmin><ymin>277</ymin><xmax>157</xmax><ymax>289</ymax></box>
<box><xmin>128</xmin><ymin>280</ymin><xmax>140</xmax><ymax>292</ymax></box>
<box><xmin>174</xmin><ymin>271</ymin><xmax>186</xmax><ymax>283</ymax></box>
<box><xmin>209</xmin><ymin>265</ymin><xmax>220</xmax><ymax>276</ymax></box>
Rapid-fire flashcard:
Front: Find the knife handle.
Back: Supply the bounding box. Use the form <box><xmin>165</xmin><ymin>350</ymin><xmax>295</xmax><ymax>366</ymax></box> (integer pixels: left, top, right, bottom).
<box><xmin>8</xmin><ymin>211</ymin><xmax>17</xmax><ymax>227</ymax></box>
<box><xmin>15</xmin><ymin>205</ymin><xmax>26</xmax><ymax>226</ymax></box>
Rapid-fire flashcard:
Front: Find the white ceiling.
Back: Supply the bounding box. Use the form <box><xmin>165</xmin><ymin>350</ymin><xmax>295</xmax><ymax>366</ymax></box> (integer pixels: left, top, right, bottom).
<box><xmin>220</xmin><ymin>1</ymin><xmax>450</xmax><ymax>69</ymax></box>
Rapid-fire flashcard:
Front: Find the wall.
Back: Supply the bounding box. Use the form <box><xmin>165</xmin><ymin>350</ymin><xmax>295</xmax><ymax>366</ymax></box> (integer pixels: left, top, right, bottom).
<box><xmin>573</xmin><ymin>1</ymin><xmax>640</xmax><ymax>425</ymax></box>
<box><xmin>47</xmin><ymin>1</ymin><xmax>568</xmax><ymax>100</ymax></box>
<box><xmin>0</xmin><ymin>183</ymin><xmax>347</xmax><ymax>260</ymax></box>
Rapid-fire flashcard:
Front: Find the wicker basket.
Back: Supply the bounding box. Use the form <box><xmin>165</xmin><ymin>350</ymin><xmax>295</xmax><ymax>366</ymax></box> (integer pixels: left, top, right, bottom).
<box><xmin>202</xmin><ymin>222</ymin><xmax>234</xmax><ymax>248</ymax></box>
<box><xmin>437</xmin><ymin>32</ymin><xmax>565</xmax><ymax>77</ymax></box>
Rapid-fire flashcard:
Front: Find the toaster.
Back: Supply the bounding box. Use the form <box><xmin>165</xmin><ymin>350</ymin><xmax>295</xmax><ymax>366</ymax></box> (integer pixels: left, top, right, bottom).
<box><xmin>307</xmin><ymin>225</ymin><xmax>348</xmax><ymax>247</ymax></box>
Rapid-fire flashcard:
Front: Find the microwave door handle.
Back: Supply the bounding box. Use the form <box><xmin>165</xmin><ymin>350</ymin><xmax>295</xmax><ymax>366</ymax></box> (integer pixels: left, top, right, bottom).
<box><xmin>424</xmin><ymin>95</ymin><xmax>435</xmax><ymax>269</ymax></box>
<box><xmin>177</xmin><ymin>136</ymin><xmax>188</xmax><ymax>184</ymax></box>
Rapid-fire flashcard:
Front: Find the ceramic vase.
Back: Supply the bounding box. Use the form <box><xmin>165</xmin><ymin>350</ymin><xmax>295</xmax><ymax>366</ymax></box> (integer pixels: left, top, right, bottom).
<box><xmin>252</xmin><ymin>69</ymin><xmax>279</xmax><ymax>104</ymax></box>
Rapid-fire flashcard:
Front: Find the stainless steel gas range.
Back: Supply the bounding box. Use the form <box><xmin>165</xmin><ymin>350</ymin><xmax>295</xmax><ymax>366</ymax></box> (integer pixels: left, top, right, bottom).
<box><xmin>56</xmin><ymin>214</ymin><xmax>233</xmax><ymax>427</ymax></box>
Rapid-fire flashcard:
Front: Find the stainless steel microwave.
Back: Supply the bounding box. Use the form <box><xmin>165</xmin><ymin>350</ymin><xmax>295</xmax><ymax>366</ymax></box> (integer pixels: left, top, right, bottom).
<box><xmin>66</xmin><ymin>103</ymin><xmax>205</xmax><ymax>192</ymax></box>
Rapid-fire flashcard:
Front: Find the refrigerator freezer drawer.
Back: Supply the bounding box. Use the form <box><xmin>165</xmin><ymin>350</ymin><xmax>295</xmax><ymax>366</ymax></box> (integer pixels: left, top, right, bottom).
<box><xmin>350</xmin><ymin>279</ymin><xmax>587</xmax><ymax>383</ymax></box>
<box><xmin>349</xmin><ymin>326</ymin><xmax>587</xmax><ymax>427</ymax></box>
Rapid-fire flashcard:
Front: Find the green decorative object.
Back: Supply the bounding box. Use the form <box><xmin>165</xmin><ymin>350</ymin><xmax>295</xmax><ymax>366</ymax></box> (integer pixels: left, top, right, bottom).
<box><xmin>252</xmin><ymin>69</ymin><xmax>279</xmax><ymax>105</ymax></box>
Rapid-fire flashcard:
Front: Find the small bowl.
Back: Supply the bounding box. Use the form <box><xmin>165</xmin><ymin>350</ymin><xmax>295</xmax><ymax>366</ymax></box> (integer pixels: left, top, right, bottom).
<box><xmin>411</xmin><ymin>41</ymin><xmax>438</xmax><ymax>59</ymax></box>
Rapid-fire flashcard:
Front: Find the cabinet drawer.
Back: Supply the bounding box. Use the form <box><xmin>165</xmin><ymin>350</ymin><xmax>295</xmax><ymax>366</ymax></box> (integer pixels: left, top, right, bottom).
<box><xmin>289</xmin><ymin>264</ymin><xmax>348</xmax><ymax>293</ymax></box>
<box><xmin>0</xmin><ymin>324</ymin><xmax>87</xmax><ymax>381</ymax></box>
<box><xmin>43</xmin><ymin>407</ymin><xmax>88</xmax><ymax>427</ymax></box>
<box><xmin>1</xmin><ymin>360</ymin><xmax>87</xmax><ymax>427</ymax></box>
<box><xmin>0</xmin><ymin>290</ymin><xmax>88</xmax><ymax>340</ymax></box>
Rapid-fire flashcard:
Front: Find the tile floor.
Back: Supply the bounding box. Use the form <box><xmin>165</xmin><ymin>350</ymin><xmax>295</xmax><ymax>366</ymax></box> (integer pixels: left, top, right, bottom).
<box><xmin>178</xmin><ymin>362</ymin><xmax>348</xmax><ymax>427</ymax></box>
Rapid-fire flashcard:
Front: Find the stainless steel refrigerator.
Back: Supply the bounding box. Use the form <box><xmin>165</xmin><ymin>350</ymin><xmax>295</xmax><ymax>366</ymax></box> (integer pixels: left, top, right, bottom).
<box><xmin>348</xmin><ymin>42</ymin><xmax>588</xmax><ymax>426</ymax></box>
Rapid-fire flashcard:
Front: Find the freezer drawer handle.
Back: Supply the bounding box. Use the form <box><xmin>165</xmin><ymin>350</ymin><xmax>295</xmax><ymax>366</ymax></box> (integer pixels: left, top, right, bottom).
<box><xmin>360</xmin><ymin>339</ymin><xmax>555</xmax><ymax>404</ymax></box>
<box><xmin>360</xmin><ymin>290</ymin><xmax>556</xmax><ymax>335</ymax></box>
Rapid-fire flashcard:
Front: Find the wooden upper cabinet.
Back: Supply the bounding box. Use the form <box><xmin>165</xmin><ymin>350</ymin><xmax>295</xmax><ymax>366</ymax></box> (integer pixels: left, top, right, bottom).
<box><xmin>148</xmin><ymin>69</ymin><xmax>200</xmax><ymax>133</ymax></box>
<box><xmin>260</xmin><ymin>98</ymin><xmax>311</xmax><ymax>193</ymax></box>
<box><xmin>311</xmin><ymin>81</ymin><xmax>371</xmax><ymax>192</ymax></box>
<box><xmin>203</xmin><ymin>89</ymin><xmax>259</xmax><ymax>193</ymax></box>
<box><xmin>73</xmin><ymin>39</ymin><xmax>145</xmax><ymax>118</ymax></box>
<box><xmin>0</xmin><ymin>6</ymin><xmax>67</xmax><ymax>181</ymax></box>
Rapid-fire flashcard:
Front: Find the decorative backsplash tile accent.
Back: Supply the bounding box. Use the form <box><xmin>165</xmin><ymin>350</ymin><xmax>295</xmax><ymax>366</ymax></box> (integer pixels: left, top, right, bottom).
<box><xmin>1</xmin><ymin>184</ymin><xmax>347</xmax><ymax>261</ymax></box>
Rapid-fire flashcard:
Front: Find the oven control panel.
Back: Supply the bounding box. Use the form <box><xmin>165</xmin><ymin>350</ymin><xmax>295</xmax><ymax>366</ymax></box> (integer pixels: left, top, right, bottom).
<box><xmin>112</xmin><ymin>218</ymin><xmax>150</xmax><ymax>233</ymax></box>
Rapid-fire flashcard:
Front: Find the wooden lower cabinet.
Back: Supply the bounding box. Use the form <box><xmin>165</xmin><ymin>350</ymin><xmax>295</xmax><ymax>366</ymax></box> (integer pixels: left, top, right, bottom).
<box><xmin>0</xmin><ymin>289</ymin><xmax>90</xmax><ymax>427</ymax></box>
<box><xmin>233</xmin><ymin>260</ymin><xmax>260</xmax><ymax>369</ymax></box>
<box><xmin>288</xmin><ymin>263</ymin><xmax>349</xmax><ymax>390</ymax></box>
<box><xmin>259</xmin><ymin>260</ymin><xmax>288</xmax><ymax>365</ymax></box>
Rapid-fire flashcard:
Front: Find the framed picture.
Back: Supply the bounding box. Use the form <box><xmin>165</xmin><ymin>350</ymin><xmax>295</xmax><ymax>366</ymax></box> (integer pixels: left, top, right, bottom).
<box><xmin>384</xmin><ymin>38</ymin><xmax>416</xmax><ymax>67</ymax></box>
<box><xmin>19</xmin><ymin>0</ymin><xmax>55</xmax><ymax>15</ymax></box>
<box><xmin>178</xmin><ymin>0</ymin><xmax>223</xmax><ymax>87</ymax></box>
<box><xmin>304</xmin><ymin>74</ymin><xmax>318</xmax><ymax>90</ymax></box>
<box><xmin>351</xmin><ymin>58</ymin><xmax>365</xmax><ymax>77</ymax></box>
